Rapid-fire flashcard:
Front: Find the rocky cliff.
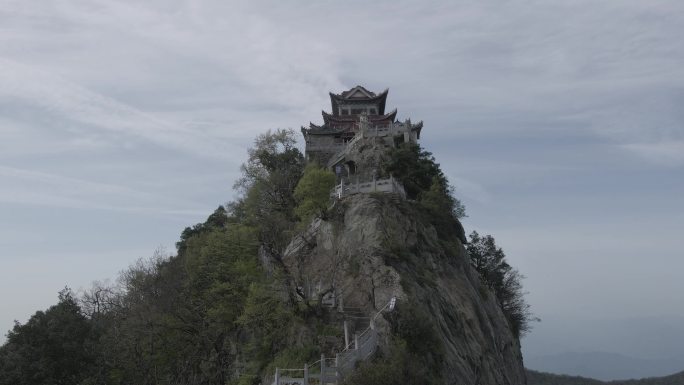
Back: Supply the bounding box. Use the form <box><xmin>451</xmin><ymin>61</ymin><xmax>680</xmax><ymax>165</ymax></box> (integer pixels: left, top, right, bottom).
<box><xmin>283</xmin><ymin>193</ymin><xmax>526</xmax><ymax>385</ymax></box>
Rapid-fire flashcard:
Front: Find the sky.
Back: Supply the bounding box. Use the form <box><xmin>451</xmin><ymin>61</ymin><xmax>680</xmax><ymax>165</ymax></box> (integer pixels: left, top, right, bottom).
<box><xmin>1</xmin><ymin>0</ymin><xmax>683</xmax><ymax>378</ymax></box>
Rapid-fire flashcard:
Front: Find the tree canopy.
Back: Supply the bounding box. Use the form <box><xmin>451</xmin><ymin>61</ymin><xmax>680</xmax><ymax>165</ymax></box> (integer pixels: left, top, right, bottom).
<box><xmin>382</xmin><ymin>143</ymin><xmax>465</xmax><ymax>219</ymax></box>
<box><xmin>231</xmin><ymin>129</ymin><xmax>305</xmax><ymax>255</ymax></box>
<box><xmin>467</xmin><ymin>231</ymin><xmax>537</xmax><ymax>337</ymax></box>
<box><xmin>293</xmin><ymin>164</ymin><xmax>336</xmax><ymax>222</ymax></box>
<box><xmin>0</xmin><ymin>289</ymin><xmax>97</xmax><ymax>385</ymax></box>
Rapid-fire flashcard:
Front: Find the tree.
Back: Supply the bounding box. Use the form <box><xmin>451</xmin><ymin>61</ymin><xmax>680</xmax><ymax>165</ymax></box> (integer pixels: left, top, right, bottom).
<box><xmin>176</xmin><ymin>206</ymin><xmax>228</xmax><ymax>255</ymax></box>
<box><xmin>467</xmin><ymin>232</ymin><xmax>509</xmax><ymax>291</ymax></box>
<box><xmin>0</xmin><ymin>289</ymin><xmax>98</xmax><ymax>385</ymax></box>
<box><xmin>383</xmin><ymin>143</ymin><xmax>442</xmax><ymax>200</ymax></box>
<box><xmin>234</xmin><ymin>128</ymin><xmax>304</xmax><ymax>203</ymax></box>
<box><xmin>466</xmin><ymin>232</ymin><xmax>537</xmax><ymax>337</ymax></box>
<box><xmin>383</xmin><ymin>143</ymin><xmax>465</xmax><ymax>219</ymax></box>
<box><xmin>232</xmin><ymin>129</ymin><xmax>305</xmax><ymax>254</ymax></box>
<box><xmin>293</xmin><ymin>164</ymin><xmax>336</xmax><ymax>222</ymax></box>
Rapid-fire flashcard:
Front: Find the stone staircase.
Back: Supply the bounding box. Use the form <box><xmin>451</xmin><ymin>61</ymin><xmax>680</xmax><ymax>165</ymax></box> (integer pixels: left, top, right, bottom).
<box><xmin>273</xmin><ymin>326</ymin><xmax>378</xmax><ymax>385</ymax></box>
<box><xmin>272</xmin><ymin>298</ymin><xmax>396</xmax><ymax>385</ymax></box>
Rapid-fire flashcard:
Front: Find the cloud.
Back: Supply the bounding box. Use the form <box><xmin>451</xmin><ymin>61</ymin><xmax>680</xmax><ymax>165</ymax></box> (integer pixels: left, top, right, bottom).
<box><xmin>3</xmin><ymin>1</ymin><xmax>683</xmax><ymax>166</ymax></box>
<box><xmin>0</xmin><ymin>58</ymin><xmax>238</xmax><ymax>159</ymax></box>
<box><xmin>0</xmin><ymin>165</ymin><xmax>205</xmax><ymax>215</ymax></box>
<box><xmin>448</xmin><ymin>174</ymin><xmax>493</xmax><ymax>204</ymax></box>
<box><xmin>621</xmin><ymin>141</ymin><xmax>684</xmax><ymax>166</ymax></box>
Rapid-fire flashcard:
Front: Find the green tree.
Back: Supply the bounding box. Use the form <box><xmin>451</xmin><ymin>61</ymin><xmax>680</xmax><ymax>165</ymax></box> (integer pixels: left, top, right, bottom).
<box><xmin>293</xmin><ymin>164</ymin><xmax>336</xmax><ymax>222</ymax></box>
<box><xmin>0</xmin><ymin>289</ymin><xmax>98</xmax><ymax>385</ymax></box>
<box><xmin>383</xmin><ymin>143</ymin><xmax>442</xmax><ymax>200</ymax></box>
<box><xmin>383</xmin><ymin>143</ymin><xmax>465</xmax><ymax>219</ymax></box>
<box><xmin>237</xmin><ymin>283</ymin><xmax>295</xmax><ymax>374</ymax></box>
<box><xmin>176</xmin><ymin>205</ymin><xmax>228</xmax><ymax>255</ymax></box>
<box><xmin>466</xmin><ymin>231</ymin><xmax>537</xmax><ymax>337</ymax></box>
<box><xmin>232</xmin><ymin>129</ymin><xmax>305</xmax><ymax>255</ymax></box>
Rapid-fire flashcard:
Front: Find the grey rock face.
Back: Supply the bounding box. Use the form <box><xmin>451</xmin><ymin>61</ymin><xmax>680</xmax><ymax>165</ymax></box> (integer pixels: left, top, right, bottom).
<box><xmin>283</xmin><ymin>194</ymin><xmax>526</xmax><ymax>385</ymax></box>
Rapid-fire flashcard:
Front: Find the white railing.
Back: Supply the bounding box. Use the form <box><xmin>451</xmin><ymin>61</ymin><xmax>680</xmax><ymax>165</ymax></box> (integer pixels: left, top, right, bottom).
<box><xmin>330</xmin><ymin>175</ymin><xmax>406</xmax><ymax>199</ymax></box>
<box><xmin>273</xmin><ymin>327</ymin><xmax>378</xmax><ymax>385</ymax></box>
<box><xmin>324</xmin><ymin>121</ymin><xmax>420</xmax><ymax>169</ymax></box>
<box><xmin>305</xmin><ymin>143</ymin><xmax>345</xmax><ymax>152</ymax></box>
<box><xmin>361</xmin><ymin>122</ymin><xmax>413</xmax><ymax>138</ymax></box>
<box><xmin>283</xmin><ymin>218</ymin><xmax>323</xmax><ymax>257</ymax></box>
<box><xmin>272</xmin><ymin>298</ymin><xmax>397</xmax><ymax>385</ymax></box>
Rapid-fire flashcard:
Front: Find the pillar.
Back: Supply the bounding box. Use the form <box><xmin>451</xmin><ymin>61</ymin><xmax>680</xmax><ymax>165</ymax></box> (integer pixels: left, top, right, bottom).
<box><xmin>344</xmin><ymin>320</ymin><xmax>350</xmax><ymax>348</ymax></box>
<box><xmin>320</xmin><ymin>354</ymin><xmax>326</xmax><ymax>383</ymax></box>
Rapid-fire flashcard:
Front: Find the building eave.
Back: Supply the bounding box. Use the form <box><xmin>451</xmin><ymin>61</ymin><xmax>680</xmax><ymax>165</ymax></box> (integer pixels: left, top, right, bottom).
<box><xmin>329</xmin><ymin>87</ymin><xmax>389</xmax><ymax>115</ymax></box>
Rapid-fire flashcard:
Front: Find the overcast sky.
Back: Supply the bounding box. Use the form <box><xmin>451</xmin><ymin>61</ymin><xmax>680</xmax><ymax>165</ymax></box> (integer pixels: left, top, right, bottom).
<box><xmin>1</xmin><ymin>0</ymin><xmax>683</xmax><ymax>375</ymax></box>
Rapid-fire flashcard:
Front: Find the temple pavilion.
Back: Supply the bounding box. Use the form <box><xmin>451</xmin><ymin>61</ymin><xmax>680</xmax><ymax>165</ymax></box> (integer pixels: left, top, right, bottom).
<box><xmin>301</xmin><ymin>86</ymin><xmax>423</xmax><ymax>167</ymax></box>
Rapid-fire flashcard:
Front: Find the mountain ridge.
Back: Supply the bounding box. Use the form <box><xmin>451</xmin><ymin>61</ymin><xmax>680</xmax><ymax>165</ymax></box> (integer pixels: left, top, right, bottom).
<box><xmin>526</xmin><ymin>368</ymin><xmax>684</xmax><ymax>385</ymax></box>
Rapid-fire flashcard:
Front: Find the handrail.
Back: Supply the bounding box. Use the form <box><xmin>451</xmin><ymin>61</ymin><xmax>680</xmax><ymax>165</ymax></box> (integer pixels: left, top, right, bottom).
<box><xmin>272</xmin><ymin>328</ymin><xmax>377</xmax><ymax>385</ymax></box>
<box><xmin>272</xmin><ymin>297</ymin><xmax>397</xmax><ymax>385</ymax></box>
<box><xmin>331</xmin><ymin>175</ymin><xmax>406</xmax><ymax>199</ymax></box>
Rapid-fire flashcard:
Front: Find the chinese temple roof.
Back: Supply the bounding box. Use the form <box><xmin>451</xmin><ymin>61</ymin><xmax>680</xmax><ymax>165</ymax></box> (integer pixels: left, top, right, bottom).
<box><xmin>329</xmin><ymin>86</ymin><xmax>389</xmax><ymax>115</ymax></box>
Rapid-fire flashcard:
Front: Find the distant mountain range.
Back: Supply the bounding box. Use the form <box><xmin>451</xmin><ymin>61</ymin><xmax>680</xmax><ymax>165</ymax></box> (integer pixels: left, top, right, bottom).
<box><xmin>523</xmin><ymin>316</ymin><xmax>684</xmax><ymax>380</ymax></box>
<box><xmin>527</xmin><ymin>369</ymin><xmax>684</xmax><ymax>385</ymax></box>
<box><xmin>525</xmin><ymin>351</ymin><xmax>684</xmax><ymax>381</ymax></box>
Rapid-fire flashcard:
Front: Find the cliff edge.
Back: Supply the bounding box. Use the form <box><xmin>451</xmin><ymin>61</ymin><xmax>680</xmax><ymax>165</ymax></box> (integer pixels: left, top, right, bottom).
<box><xmin>283</xmin><ymin>193</ymin><xmax>526</xmax><ymax>385</ymax></box>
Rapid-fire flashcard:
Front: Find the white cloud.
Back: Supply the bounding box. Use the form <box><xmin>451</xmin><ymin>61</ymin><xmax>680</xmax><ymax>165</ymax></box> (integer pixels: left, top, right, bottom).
<box><xmin>0</xmin><ymin>58</ymin><xmax>238</xmax><ymax>159</ymax></box>
<box><xmin>621</xmin><ymin>141</ymin><xmax>684</xmax><ymax>166</ymax></box>
<box><xmin>0</xmin><ymin>165</ymin><xmax>205</xmax><ymax>215</ymax></box>
<box><xmin>448</xmin><ymin>174</ymin><xmax>493</xmax><ymax>204</ymax></box>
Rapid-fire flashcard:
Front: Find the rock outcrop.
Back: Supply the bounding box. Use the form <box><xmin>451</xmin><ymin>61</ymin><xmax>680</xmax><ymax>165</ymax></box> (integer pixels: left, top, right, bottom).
<box><xmin>283</xmin><ymin>193</ymin><xmax>526</xmax><ymax>385</ymax></box>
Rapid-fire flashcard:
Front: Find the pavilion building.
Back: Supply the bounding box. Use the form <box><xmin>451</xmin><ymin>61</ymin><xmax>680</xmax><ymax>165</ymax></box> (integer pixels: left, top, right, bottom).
<box><xmin>301</xmin><ymin>86</ymin><xmax>423</xmax><ymax>167</ymax></box>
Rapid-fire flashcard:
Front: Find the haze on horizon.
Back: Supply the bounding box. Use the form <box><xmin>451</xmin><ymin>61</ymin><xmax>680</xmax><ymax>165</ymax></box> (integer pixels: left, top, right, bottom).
<box><xmin>1</xmin><ymin>1</ymin><xmax>683</xmax><ymax>380</ymax></box>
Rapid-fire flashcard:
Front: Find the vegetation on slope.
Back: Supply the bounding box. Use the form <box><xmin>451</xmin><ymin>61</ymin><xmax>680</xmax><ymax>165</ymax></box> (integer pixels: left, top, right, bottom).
<box><xmin>382</xmin><ymin>142</ymin><xmax>466</xmax><ymax>219</ymax></box>
<box><xmin>0</xmin><ymin>129</ymin><xmax>313</xmax><ymax>385</ymax></box>
<box><xmin>467</xmin><ymin>232</ymin><xmax>537</xmax><ymax>337</ymax></box>
<box><xmin>383</xmin><ymin>143</ymin><xmax>535</xmax><ymax>338</ymax></box>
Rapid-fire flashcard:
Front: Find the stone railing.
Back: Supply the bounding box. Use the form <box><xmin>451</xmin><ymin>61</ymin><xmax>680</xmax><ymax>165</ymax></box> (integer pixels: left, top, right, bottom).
<box><xmin>272</xmin><ymin>296</ymin><xmax>398</xmax><ymax>385</ymax></box>
<box><xmin>330</xmin><ymin>175</ymin><xmax>406</xmax><ymax>199</ymax></box>
<box><xmin>305</xmin><ymin>142</ymin><xmax>345</xmax><ymax>152</ymax></box>
<box><xmin>325</xmin><ymin>122</ymin><xmax>419</xmax><ymax>168</ymax></box>
<box><xmin>273</xmin><ymin>326</ymin><xmax>378</xmax><ymax>385</ymax></box>
<box><xmin>362</xmin><ymin>122</ymin><xmax>414</xmax><ymax>138</ymax></box>
<box><xmin>283</xmin><ymin>218</ymin><xmax>323</xmax><ymax>258</ymax></box>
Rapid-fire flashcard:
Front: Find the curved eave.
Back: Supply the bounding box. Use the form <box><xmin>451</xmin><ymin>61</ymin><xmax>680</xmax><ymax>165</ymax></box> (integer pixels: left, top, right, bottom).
<box><xmin>322</xmin><ymin>108</ymin><xmax>397</xmax><ymax>125</ymax></box>
<box><xmin>413</xmin><ymin>121</ymin><xmax>423</xmax><ymax>140</ymax></box>
<box><xmin>378</xmin><ymin>108</ymin><xmax>396</xmax><ymax>122</ymax></box>
<box><xmin>303</xmin><ymin>122</ymin><xmax>344</xmax><ymax>135</ymax></box>
<box><xmin>339</xmin><ymin>85</ymin><xmax>376</xmax><ymax>98</ymax></box>
<box><xmin>329</xmin><ymin>88</ymin><xmax>389</xmax><ymax>115</ymax></box>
